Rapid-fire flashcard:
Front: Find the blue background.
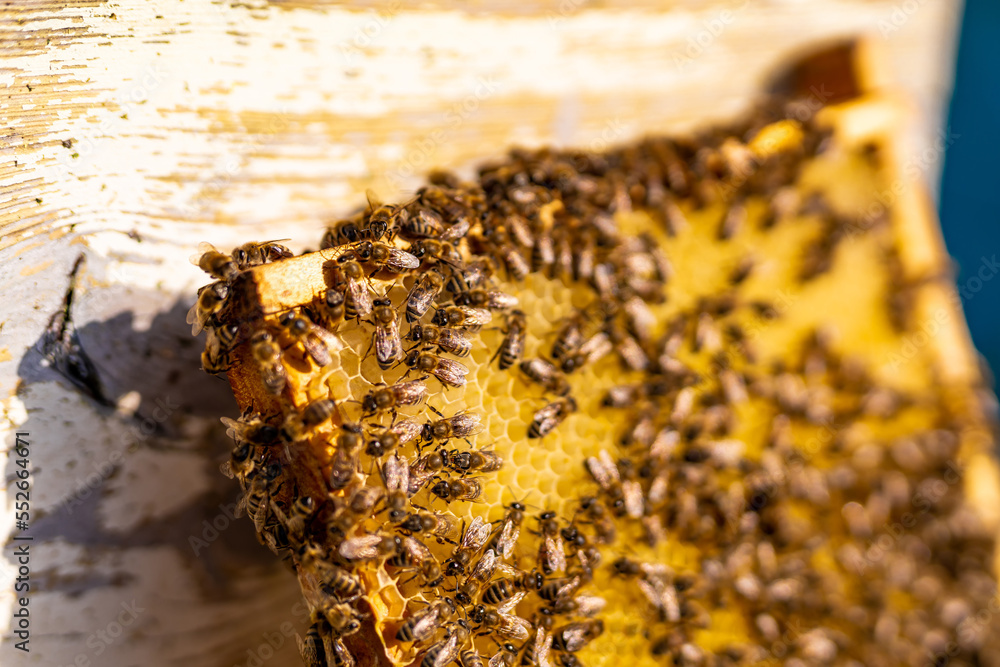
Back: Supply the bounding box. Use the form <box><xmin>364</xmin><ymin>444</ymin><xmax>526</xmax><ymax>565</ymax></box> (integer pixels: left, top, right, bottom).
<box><xmin>940</xmin><ymin>0</ymin><xmax>1000</xmax><ymax>383</ymax></box>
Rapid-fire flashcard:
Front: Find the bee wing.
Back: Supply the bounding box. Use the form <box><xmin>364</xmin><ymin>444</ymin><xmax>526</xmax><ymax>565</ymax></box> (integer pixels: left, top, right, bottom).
<box><xmin>432</xmin><ymin>358</ymin><xmax>469</xmax><ymax>387</ymax></box>
<box><xmin>390</xmin><ymin>419</ymin><xmax>422</xmax><ymax>447</ymax></box>
<box><xmin>220</xmin><ymin>416</ymin><xmax>240</xmax><ymax>439</ymax></box>
<box><xmin>346</xmin><ymin>278</ymin><xmax>373</xmax><ymax>318</ymax></box>
<box><xmin>496</xmin><ymin>590</ymin><xmax>526</xmax><ymax>616</ymax></box>
<box><xmin>574</xmin><ymin>595</ymin><xmax>606</xmax><ymax>617</ymax></box>
<box><xmin>365</xmin><ymin>188</ymin><xmax>383</xmax><ymax>212</ymax></box>
<box><xmin>395</xmin><ymin>379</ymin><xmax>428</xmax><ymax>405</ymax></box>
<box><xmin>496</xmin><ymin>519</ymin><xmax>520</xmax><ymax>560</ymax></box>
<box><xmin>432</xmin><ymin>634</ymin><xmax>460</xmax><ymax>667</ymax></box>
<box><xmin>585</xmin><ymin>454</ymin><xmax>613</xmax><ymax>491</ymax></box>
<box><xmin>458</xmin><ymin>516</ymin><xmax>487</xmax><ymax>551</ymax></box>
<box><xmin>454</xmin><ymin>306</ymin><xmax>491</xmax><ymax>327</ymax></box>
<box><xmin>328</xmin><ymin>639</ymin><xmax>355</xmax><ymax>667</ymax></box>
<box><xmin>190</xmin><ymin>241</ymin><xmax>218</xmax><ymax>265</ymax></box>
<box><xmin>580</xmin><ymin>332</ymin><xmax>613</xmax><ymax>363</ymax></box>
<box><xmin>488</xmin><ymin>652</ymin><xmax>507</xmax><ymax>667</ymax></box>
<box><xmin>622</xmin><ymin>479</ymin><xmax>645</xmax><ymax>519</ymax></box>
<box><xmin>406</xmin><ymin>283</ymin><xmax>436</xmax><ymax>318</ymax></box>
<box><xmin>532</xmin><ymin>629</ymin><xmax>553</xmax><ymax>667</ymax></box>
<box><xmin>495</xmin><ymin>562</ymin><xmax>518</xmax><ymax>578</ymax></box>
<box><xmin>401</xmin><ymin>536</ymin><xmax>433</xmax><ymax>562</ymax></box>
<box><xmin>387</xmin><ymin>248</ymin><xmax>421</xmax><ymax>272</ymax></box>
<box><xmin>521</xmin><ymin>358</ymin><xmax>557</xmax><ymax>381</ymax></box>
<box><xmin>375</xmin><ymin>318</ymin><xmax>402</xmax><ymax>366</ymax></box>
<box><xmin>409</xmin><ymin>606</ymin><xmax>441</xmax><ymax>642</ymax></box>
<box><xmin>543</xmin><ymin>533</ymin><xmax>566</xmax><ymax>573</ymax></box>
<box><xmin>449</xmin><ymin>412</ymin><xmax>484</xmax><ymax>437</ymax></box>
<box><xmin>437</xmin><ymin>327</ymin><xmax>470</xmax><ymax>353</ymax></box>
<box><xmin>469</xmin><ymin>548</ymin><xmax>497</xmax><ymax>582</ymax></box>
<box><xmin>487</xmin><ymin>291</ymin><xmax>520</xmax><ymax>309</ymax></box>
<box><xmin>498</xmin><ymin>614</ymin><xmax>531</xmax><ymax>642</ymax></box>
<box><xmin>382</xmin><ymin>454</ymin><xmax>408</xmax><ymax>493</ymax></box>
<box><xmin>338</xmin><ymin>534</ymin><xmax>381</xmax><ymax>560</ymax></box>
<box><xmin>560</xmin><ymin>625</ymin><xmax>590</xmax><ymax>653</ymax></box>
<box><xmin>407</xmin><ymin>463</ymin><xmax>435</xmax><ymax>497</ymax></box>
<box><xmin>186</xmin><ymin>301</ymin><xmax>206</xmax><ymax>336</ymax></box>
<box><xmin>219</xmin><ymin>460</ymin><xmax>235</xmax><ymax>479</ymax></box>
<box><xmin>439</xmin><ymin>217</ymin><xmax>470</xmax><ymax>242</ymax></box>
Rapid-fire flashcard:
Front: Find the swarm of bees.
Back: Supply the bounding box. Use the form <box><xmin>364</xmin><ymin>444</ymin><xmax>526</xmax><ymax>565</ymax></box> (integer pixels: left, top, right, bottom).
<box><xmin>193</xmin><ymin>94</ymin><xmax>1000</xmax><ymax>667</ymax></box>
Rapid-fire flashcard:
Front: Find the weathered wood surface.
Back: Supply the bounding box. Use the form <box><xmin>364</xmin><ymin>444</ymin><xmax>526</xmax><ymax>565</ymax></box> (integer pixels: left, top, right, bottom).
<box><xmin>0</xmin><ymin>1</ymin><xmax>963</xmax><ymax>665</ymax></box>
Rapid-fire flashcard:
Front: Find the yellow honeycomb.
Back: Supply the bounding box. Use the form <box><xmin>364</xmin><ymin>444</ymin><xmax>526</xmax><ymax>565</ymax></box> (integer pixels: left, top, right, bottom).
<box><xmin>204</xmin><ymin>86</ymin><xmax>1000</xmax><ymax>667</ymax></box>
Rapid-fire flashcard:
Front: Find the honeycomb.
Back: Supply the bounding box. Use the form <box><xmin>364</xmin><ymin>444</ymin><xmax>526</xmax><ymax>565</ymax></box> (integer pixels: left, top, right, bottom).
<box><xmin>192</xmin><ymin>56</ymin><xmax>1000</xmax><ymax>667</ymax></box>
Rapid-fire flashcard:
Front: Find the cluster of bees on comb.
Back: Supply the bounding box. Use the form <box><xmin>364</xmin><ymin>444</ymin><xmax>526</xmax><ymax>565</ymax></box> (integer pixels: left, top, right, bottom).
<box><xmin>191</xmin><ymin>93</ymin><xmax>1000</xmax><ymax>667</ymax></box>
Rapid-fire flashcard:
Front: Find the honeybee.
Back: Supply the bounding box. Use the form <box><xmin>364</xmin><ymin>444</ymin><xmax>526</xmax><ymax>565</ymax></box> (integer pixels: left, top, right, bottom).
<box><xmin>382</xmin><ymin>453</ymin><xmax>411</xmax><ymax>523</ymax></box>
<box><xmin>551</xmin><ymin>317</ymin><xmax>585</xmax><ymax>364</ymax></box>
<box><xmin>536</xmin><ymin>511</ymin><xmax>567</xmax><ymax>575</ymax></box>
<box><xmin>488</xmin><ymin>643</ymin><xmax>519</xmax><ymax>667</ymax></box>
<box><xmin>365</xmin><ymin>429</ymin><xmax>401</xmax><ymax>458</ymax></box>
<box><xmin>364</xmin><ymin>191</ymin><xmax>412</xmax><ymax>241</ymax></box>
<box><xmin>432</xmin><ymin>305</ymin><xmax>493</xmax><ymax>331</ymax></box>
<box><xmin>406</xmin><ymin>271</ymin><xmax>446</xmax><ymax>322</ymax></box>
<box><xmin>386</xmin><ymin>535</ymin><xmax>434</xmax><ymax>570</ymax></box>
<box><xmin>407</xmin><ymin>450</ymin><xmax>445</xmax><ymax>496</ymax></box>
<box><xmin>410</xmin><ymin>238</ymin><xmax>465</xmax><ymax>270</ymax></box>
<box><xmin>405</xmin><ymin>351</ymin><xmax>469</xmax><ymax>388</ymax></box>
<box><xmin>272</xmin><ymin>495</ymin><xmax>316</xmax><ymax>543</ymax></box>
<box><xmin>481</xmin><ymin>570</ymin><xmax>544</xmax><ymax>605</ymax></box>
<box><xmin>362</xmin><ymin>379</ymin><xmax>428</xmax><ymax>415</ymax></box>
<box><xmin>338</xmin><ymin>257</ymin><xmax>373</xmax><ymax>319</ymax></box>
<box><xmin>322</xmin><ymin>217</ymin><xmax>364</xmax><ymax>249</ymax></box>
<box><xmin>398</xmin><ymin>510</ymin><xmax>460</xmax><ymax>541</ymax></box>
<box><xmin>551</xmin><ymin>621</ymin><xmax>604</xmax><ymax>653</ymax></box>
<box><xmin>220</xmin><ymin>441</ymin><xmax>255</xmax><ymax>480</ymax></box>
<box><xmin>221</xmin><ymin>412</ymin><xmax>280</xmax><ymax>447</ymax></box>
<box><xmin>370</xmin><ymin>298</ymin><xmax>402</xmax><ymax>370</ymax></box>
<box><xmin>584</xmin><ymin>450</ymin><xmax>631</xmax><ymax>517</ymax></box>
<box><xmin>322</xmin><ymin>602</ymin><xmax>363</xmax><ymax>638</ymax></box>
<box><xmin>495</xmin><ymin>310</ymin><xmax>526</xmax><ymax>370</ymax></box>
<box><xmin>298</xmin><ymin>616</ymin><xmax>356</xmax><ymax>667</ymax></box>
<box><xmin>338</xmin><ymin>532</ymin><xmax>398</xmax><ymax>562</ymax></box>
<box><xmin>231</xmin><ymin>239</ymin><xmax>293</xmax><ymax>269</ymax></box>
<box><xmin>328</xmin><ymin>447</ymin><xmax>359</xmax><ymax>491</ymax></box>
<box><xmin>559</xmin><ymin>333</ymin><xmax>612</xmax><ymax>374</ymax></box>
<box><xmin>422</xmin><ymin>411</ymin><xmax>485</xmax><ymax>442</ymax></box>
<box><xmin>304</xmin><ymin>551</ymin><xmax>364</xmax><ymax>602</ymax></box>
<box><xmin>487</xmin><ymin>500</ymin><xmax>526</xmax><ymax>560</ymax></box>
<box><xmin>471</xmin><ymin>590</ymin><xmax>531</xmax><ymax>641</ymax></box>
<box><xmin>443</xmin><ymin>516</ymin><xmax>491</xmax><ymax>576</ymax></box>
<box><xmin>281</xmin><ymin>398</ymin><xmax>337</xmax><ymax>442</ymax></box>
<box><xmin>454</xmin><ymin>288</ymin><xmax>520</xmax><ymax>310</ymax></box>
<box><xmin>431</xmin><ymin>476</ymin><xmax>483</xmax><ymax>505</ymax></box>
<box><xmin>246</xmin><ymin>330</ymin><xmax>287</xmax><ymax>395</ymax></box>
<box><xmin>519</xmin><ymin>359</ymin><xmax>571</xmax><ymax>396</ymax></box>
<box><xmin>406</xmin><ymin>324</ymin><xmax>472</xmax><ymax>358</ymax></box>
<box><xmin>455</xmin><ymin>548</ymin><xmax>499</xmax><ymax>605</ymax></box>
<box><xmin>396</xmin><ymin>599</ymin><xmax>455</xmax><ymax>643</ymax></box>
<box><xmin>494</xmin><ymin>233</ymin><xmax>530</xmax><ymax>281</ymax></box>
<box><xmin>277</xmin><ymin>311</ymin><xmax>332</xmax><ymax>367</ymax></box>
<box><xmin>347</xmin><ymin>240</ymin><xmax>421</xmax><ymax>273</ymax></box>
<box><xmin>201</xmin><ymin>325</ymin><xmax>236</xmax><ymax>375</ymax></box>
<box><xmin>537</xmin><ymin>576</ymin><xmax>583</xmax><ymax>604</ymax></box>
<box><xmin>444</xmin><ymin>448</ymin><xmax>502</xmax><ymax>475</ymax></box>
<box><xmin>528</xmin><ymin>397</ymin><xmax>577</xmax><ymax>439</ymax></box>
<box><xmin>187</xmin><ymin>281</ymin><xmax>229</xmax><ymax>335</ymax></box>
<box><xmin>420</xmin><ymin>628</ymin><xmax>460</xmax><ymax>667</ymax></box>
<box><xmin>521</xmin><ymin>628</ymin><xmax>553</xmax><ymax>667</ymax></box>
<box><xmin>320</xmin><ymin>288</ymin><xmax>346</xmax><ymax>326</ymax></box>
<box><xmin>401</xmin><ymin>206</ymin><xmax>446</xmax><ymax>239</ymax></box>
<box><xmin>238</xmin><ymin>462</ymin><xmax>283</xmax><ymax>532</ymax></box>
<box><xmin>192</xmin><ymin>242</ymin><xmax>238</xmax><ymax>281</ymax></box>
<box><xmin>460</xmin><ymin>649</ymin><xmax>485</xmax><ymax>667</ymax></box>
<box><xmin>447</xmin><ymin>257</ymin><xmax>494</xmax><ymax>293</ymax></box>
